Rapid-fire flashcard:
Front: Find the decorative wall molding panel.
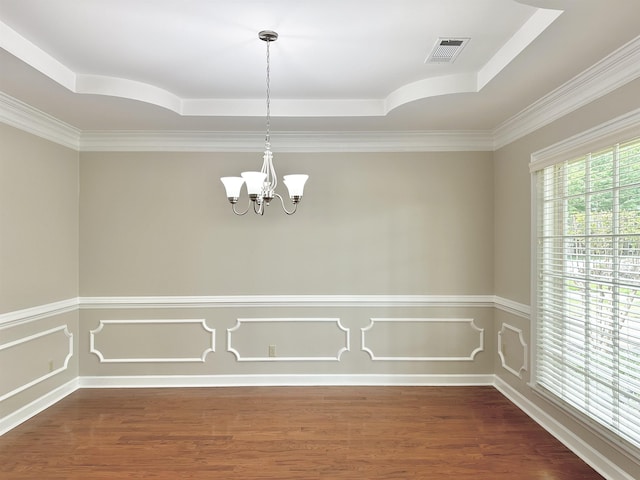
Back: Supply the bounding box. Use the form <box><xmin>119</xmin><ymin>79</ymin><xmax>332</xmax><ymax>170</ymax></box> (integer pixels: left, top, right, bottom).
<box><xmin>89</xmin><ymin>319</ymin><xmax>214</xmax><ymax>363</ymax></box>
<box><xmin>361</xmin><ymin>318</ymin><xmax>484</xmax><ymax>361</ymax></box>
<box><xmin>497</xmin><ymin>323</ymin><xmax>528</xmax><ymax>379</ymax></box>
<box><xmin>227</xmin><ymin>318</ymin><xmax>349</xmax><ymax>362</ymax></box>
<box><xmin>0</xmin><ymin>325</ymin><xmax>73</xmax><ymax>402</ymax></box>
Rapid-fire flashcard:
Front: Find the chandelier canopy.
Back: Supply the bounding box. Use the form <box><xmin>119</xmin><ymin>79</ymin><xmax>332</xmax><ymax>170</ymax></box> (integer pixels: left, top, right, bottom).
<box><xmin>220</xmin><ymin>30</ymin><xmax>308</xmax><ymax>216</ymax></box>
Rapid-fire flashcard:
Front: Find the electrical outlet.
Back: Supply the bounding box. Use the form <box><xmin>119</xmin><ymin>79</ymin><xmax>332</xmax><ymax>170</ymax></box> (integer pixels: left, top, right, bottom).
<box><xmin>268</xmin><ymin>345</ymin><xmax>276</xmax><ymax>357</ymax></box>
<box><xmin>48</xmin><ymin>360</ymin><xmax>54</xmax><ymax>372</ymax></box>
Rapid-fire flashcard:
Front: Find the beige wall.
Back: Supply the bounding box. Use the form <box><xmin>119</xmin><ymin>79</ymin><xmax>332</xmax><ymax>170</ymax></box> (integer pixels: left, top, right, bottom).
<box><xmin>493</xmin><ymin>78</ymin><xmax>640</xmax><ymax>304</ymax></box>
<box><xmin>76</xmin><ymin>150</ymin><xmax>495</xmax><ymax>382</ymax></box>
<box><xmin>0</xmin><ymin>124</ymin><xmax>79</xmax><ymax>312</ymax></box>
<box><xmin>80</xmin><ymin>151</ymin><xmax>494</xmax><ymax>296</ymax></box>
<box><xmin>0</xmin><ymin>124</ymin><xmax>79</xmax><ymax>423</ymax></box>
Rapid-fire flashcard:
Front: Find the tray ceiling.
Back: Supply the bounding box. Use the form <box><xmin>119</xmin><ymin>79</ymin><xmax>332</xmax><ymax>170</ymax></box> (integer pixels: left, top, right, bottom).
<box><xmin>1</xmin><ymin>0</ymin><xmax>639</xmax><ymax>133</ymax></box>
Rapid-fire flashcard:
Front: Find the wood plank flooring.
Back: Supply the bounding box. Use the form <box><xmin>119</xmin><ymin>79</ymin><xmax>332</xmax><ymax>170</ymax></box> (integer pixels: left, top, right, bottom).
<box><xmin>0</xmin><ymin>386</ymin><xmax>603</xmax><ymax>479</ymax></box>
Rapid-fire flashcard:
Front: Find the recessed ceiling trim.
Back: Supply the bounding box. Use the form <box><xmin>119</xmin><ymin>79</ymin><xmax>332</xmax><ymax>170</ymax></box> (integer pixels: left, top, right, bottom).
<box><xmin>385</xmin><ymin>74</ymin><xmax>479</xmax><ymax>114</ymax></box>
<box><xmin>76</xmin><ymin>74</ymin><xmax>183</xmax><ymax>114</ymax></box>
<box><xmin>181</xmin><ymin>99</ymin><xmax>387</xmax><ymax>117</ymax></box>
<box><xmin>0</xmin><ymin>6</ymin><xmax>562</xmax><ymax>118</ymax></box>
<box><xmin>478</xmin><ymin>7</ymin><xmax>563</xmax><ymax>90</ymax></box>
<box><xmin>3</xmin><ymin>34</ymin><xmax>638</xmax><ymax>153</ymax></box>
<box><xmin>0</xmin><ymin>20</ymin><xmax>76</xmax><ymax>90</ymax></box>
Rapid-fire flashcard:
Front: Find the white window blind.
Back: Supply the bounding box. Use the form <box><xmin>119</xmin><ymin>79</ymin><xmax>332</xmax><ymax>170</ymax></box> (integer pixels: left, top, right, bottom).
<box><xmin>534</xmin><ymin>136</ymin><xmax>640</xmax><ymax>451</ymax></box>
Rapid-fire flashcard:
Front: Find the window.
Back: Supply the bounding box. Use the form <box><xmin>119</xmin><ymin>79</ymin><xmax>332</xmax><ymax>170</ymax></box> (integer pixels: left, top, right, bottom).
<box><xmin>533</xmin><ymin>135</ymin><xmax>640</xmax><ymax>452</ymax></box>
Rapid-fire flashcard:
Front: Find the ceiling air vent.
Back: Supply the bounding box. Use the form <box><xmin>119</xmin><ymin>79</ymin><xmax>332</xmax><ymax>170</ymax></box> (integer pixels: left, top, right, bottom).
<box><xmin>425</xmin><ymin>38</ymin><xmax>469</xmax><ymax>63</ymax></box>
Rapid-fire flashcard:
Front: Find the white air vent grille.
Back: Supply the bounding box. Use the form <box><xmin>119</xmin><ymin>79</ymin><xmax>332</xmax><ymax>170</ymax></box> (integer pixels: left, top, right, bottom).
<box><xmin>425</xmin><ymin>38</ymin><xmax>470</xmax><ymax>63</ymax></box>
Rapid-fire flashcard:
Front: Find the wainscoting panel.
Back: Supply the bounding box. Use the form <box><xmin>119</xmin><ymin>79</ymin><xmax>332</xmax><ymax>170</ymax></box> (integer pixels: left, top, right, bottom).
<box><xmin>361</xmin><ymin>318</ymin><xmax>484</xmax><ymax>361</ymax></box>
<box><xmin>77</xmin><ymin>297</ymin><xmax>495</xmax><ymax>376</ymax></box>
<box><xmin>497</xmin><ymin>323</ymin><xmax>528</xmax><ymax>379</ymax></box>
<box><xmin>89</xmin><ymin>319</ymin><xmax>215</xmax><ymax>363</ymax></box>
<box><xmin>227</xmin><ymin>318</ymin><xmax>349</xmax><ymax>362</ymax></box>
<box><xmin>0</xmin><ymin>326</ymin><xmax>73</xmax><ymax>401</ymax></box>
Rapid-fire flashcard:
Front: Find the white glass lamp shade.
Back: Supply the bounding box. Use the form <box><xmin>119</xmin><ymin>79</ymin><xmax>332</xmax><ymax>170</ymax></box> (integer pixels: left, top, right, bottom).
<box><xmin>283</xmin><ymin>174</ymin><xmax>309</xmax><ymax>198</ymax></box>
<box><xmin>241</xmin><ymin>171</ymin><xmax>267</xmax><ymax>196</ymax></box>
<box><xmin>220</xmin><ymin>177</ymin><xmax>245</xmax><ymax>199</ymax></box>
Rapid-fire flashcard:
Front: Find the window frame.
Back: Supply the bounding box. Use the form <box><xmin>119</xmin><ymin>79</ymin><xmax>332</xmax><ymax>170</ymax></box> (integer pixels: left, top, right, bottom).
<box><xmin>529</xmin><ymin>109</ymin><xmax>640</xmax><ymax>460</ymax></box>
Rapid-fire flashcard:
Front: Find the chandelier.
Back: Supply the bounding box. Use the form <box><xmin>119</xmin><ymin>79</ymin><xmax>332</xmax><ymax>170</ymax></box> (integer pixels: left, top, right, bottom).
<box><xmin>220</xmin><ymin>30</ymin><xmax>308</xmax><ymax>216</ymax></box>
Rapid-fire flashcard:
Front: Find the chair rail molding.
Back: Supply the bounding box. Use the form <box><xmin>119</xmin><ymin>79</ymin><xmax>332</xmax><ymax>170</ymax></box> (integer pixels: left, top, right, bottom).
<box><xmin>1</xmin><ymin>295</ymin><xmax>529</xmax><ymax>325</ymax></box>
<box><xmin>78</xmin><ymin>294</ymin><xmax>497</xmax><ymax>309</ymax></box>
<box><xmin>0</xmin><ymin>298</ymin><xmax>78</xmax><ymax>329</ymax></box>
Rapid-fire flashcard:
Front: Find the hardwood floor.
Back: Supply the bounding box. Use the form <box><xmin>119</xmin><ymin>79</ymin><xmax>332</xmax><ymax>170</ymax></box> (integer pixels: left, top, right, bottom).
<box><xmin>0</xmin><ymin>386</ymin><xmax>603</xmax><ymax>479</ymax></box>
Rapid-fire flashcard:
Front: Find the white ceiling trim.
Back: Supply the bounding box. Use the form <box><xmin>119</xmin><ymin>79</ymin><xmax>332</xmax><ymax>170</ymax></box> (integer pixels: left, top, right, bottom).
<box><xmin>0</xmin><ymin>92</ymin><xmax>80</xmax><ymax>149</ymax></box>
<box><xmin>477</xmin><ymin>7</ymin><xmax>562</xmax><ymax>90</ymax></box>
<box><xmin>79</xmin><ymin>130</ymin><xmax>495</xmax><ymax>153</ymax></box>
<box><xmin>0</xmin><ymin>92</ymin><xmax>492</xmax><ymax>151</ymax></box>
<box><xmin>0</xmin><ymin>7</ymin><xmax>560</xmax><ymax>118</ymax></box>
<box><xmin>386</xmin><ymin>7</ymin><xmax>562</xmax><ymax>114</ymax></box>
<box><xmin>0</xmin><ymin>20</ymin><xmax>76</xmax><ymax>91</ymax></box>
<box><xmin>494</xmin><ymin>34</ymin><xmax>640</xmax><ymax>149</ymax></box>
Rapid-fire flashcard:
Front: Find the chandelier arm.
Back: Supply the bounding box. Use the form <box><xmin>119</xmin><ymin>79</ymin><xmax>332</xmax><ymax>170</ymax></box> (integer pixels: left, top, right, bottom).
<box><xmin>231</xmin><ymin>202</ymin><xmax>250</xmax><ymax>216</ymax></box>
<box><xmin>253</xmin><ymin>200</ymin><xmax>265</xmax><ymax>216</ymax></box>
<box><xmin>274</xmin><ymin>193</ymin><xmax>298</xmax><ymax>215</ymax></box>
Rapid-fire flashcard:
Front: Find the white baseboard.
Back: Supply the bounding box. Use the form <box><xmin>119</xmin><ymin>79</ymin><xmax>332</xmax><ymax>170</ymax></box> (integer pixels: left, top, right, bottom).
<box><xmin>494</xmin><ymin>376</ymin><xmax>636</xmax><ymax>480</ymax></box>
<box><xmin>0</xmin><ymin>378</ymin><xmax>79</xmax><ymax>436</ymax></box>
<box><xmin>1</xmin><ymin>374</ymin><xmax>491</xmax><ymax>436</ymax></box>
<box><xmin>79</xmin><ymin>373</ymin><xmax>495</xmax><ymax>388</ymax></box>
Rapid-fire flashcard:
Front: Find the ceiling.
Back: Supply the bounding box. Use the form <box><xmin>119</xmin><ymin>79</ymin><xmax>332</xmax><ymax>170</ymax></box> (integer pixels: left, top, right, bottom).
<box><xmin>1</xmin><ymin>0</ymin><xmax>640</xmax><ymax>137</ymax></box>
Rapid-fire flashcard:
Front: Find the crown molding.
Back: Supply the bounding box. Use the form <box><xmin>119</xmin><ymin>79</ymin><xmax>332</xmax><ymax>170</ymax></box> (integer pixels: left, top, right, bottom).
<box><xmin>79</xmin><ymin>130</ymin><xmax>494</xmax><ymax>152</ymax></box>
<box><xmin>0</xmin><ymin>92</ymin><xmax>80</xmax><ymax>150</ymax></box>
<box><xmin>494</xmin><ymin>34</ymin><xmax>640</xmax><ymax>149</ymax></box>
<box><xmin>529</xmin><ymin>107</ymin><xmax>640</xmax><ymax>172</ymax></box>
<box><xmin>0</xmin><ymin>295</ymin><xmax>520</xmax><ymax>328</ymax></box>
